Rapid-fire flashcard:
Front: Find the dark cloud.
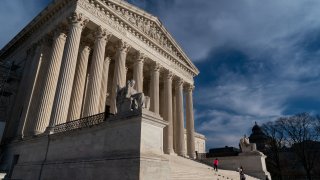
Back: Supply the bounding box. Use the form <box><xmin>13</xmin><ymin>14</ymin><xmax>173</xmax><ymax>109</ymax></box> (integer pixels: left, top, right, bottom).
<box><xmin>1</xmin><ymin>0</ymin><xmax>320</xmax><ymax>149</ymax></box>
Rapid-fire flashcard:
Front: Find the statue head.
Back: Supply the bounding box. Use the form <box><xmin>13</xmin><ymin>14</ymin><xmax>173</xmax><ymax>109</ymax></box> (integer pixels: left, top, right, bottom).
<box><xmin>130</xmin><ymin>80</ymin><xmax>136</xmax><ymax>87</ymax></box>
<box><xmin>126</xmin><ymin>80</ymin><xmax>135</xmax><ymax>88</ymax></box>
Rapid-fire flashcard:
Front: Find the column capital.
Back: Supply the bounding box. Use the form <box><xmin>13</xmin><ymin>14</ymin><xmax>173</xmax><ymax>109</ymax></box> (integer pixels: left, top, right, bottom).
<box><xmin>52</xmin><ymin>25</ymin><xmax>67</xmax><ymax>39</ymax></box>
<box><xmin>80</xmin><ymin>37</ymin><xmax>92</xmax><ymax>45</ymax></box>
<box><xmin>186</xmin><ymin>84</ymin><xmax>195</xmax><ymax>92</ymax></box>
<box><xmin>117</xmin><ymin>40</ymin><xmax>131</xmax><ymax>54</ymax></box>
<box><xmin>81</xmin><ymin>45</ymin><xmax>91</xmax><ymax>53</ymax></box>
<box><xmin>95</xmin><ymin>26</ymin><xmax>111</xmax><ymax>40</ymax></box>
<box><xmin>151</xmin><ymin>62</ymin><xmax>161</xmax><ymax>72</ymax></box>
<box><xmin>39</xmin><ymin>35</ymin><xmax>52</xmax><ymax>47</ymax></box>
<box><xmin>165</xmin><ymin>70</ymin><xmax>174</xmax><ymax>80</ymax></box>
<box><xmin>105</xmin><ymin>56</ymin><xmax>111</xmax><ymax>63</ymax></box>
<box><xmin>68</xmin><ymin>12</ymin><xmax>89</xmax><ymax>28</ymax></box>
<box><xmin>134</xmin><ymin>51</ymin><xmax>146</xmax><ymax>63</ymax></box>
<box><xmin>175</xmin><ymin>78</ymin><xmax>184</xmax><ymax>87</ymax></box>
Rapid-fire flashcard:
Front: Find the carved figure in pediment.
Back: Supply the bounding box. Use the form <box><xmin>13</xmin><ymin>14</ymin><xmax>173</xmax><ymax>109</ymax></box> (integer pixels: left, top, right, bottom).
<box><xmin>150</xmin><ymin>26</ymin><xmax>157</xmax><ymax>39</ymax></box>
<box><xmin>128</xmin><ymin>13</ymin><xmax>136</xmax><ymax>24</ymax></box>
<box><xmin>168</xmin><ymin>44</ymin><xmax>173</xmax><ymax>52</ymax></box>
<box><xmin>159</xmin><ymin>36</ymin><xmax>165</xmax><ymax>46</ymax></box>
<box><xmin>155</xmin><ymin>30</ymin><xmax>161</xmax><ymax>41</ymax></box>
<box><xmin>118</xmin><ymin>8</ymin><xmax>125</xmax><ymax>16</ymax></box>
<box><xmin>116</xmin><ymin>7</ymin><xmax>122</xmax><ymax>15</ymax></box>
<box><xmin>144</xmin><ymin>21</ymin><xmax>151</xmax><ymax>35</ymax></box>
<box><xmin>137</xmin><ymin>17</ymin><xmax>144</xmax><ymax>30</ymax></box>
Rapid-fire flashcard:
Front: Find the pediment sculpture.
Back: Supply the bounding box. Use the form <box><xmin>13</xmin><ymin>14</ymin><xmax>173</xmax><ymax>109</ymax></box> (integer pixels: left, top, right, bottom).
<box><xmin>116</xmin><ymin>80</ymin><xmax>150</xmax><ymax>114</ymax></box>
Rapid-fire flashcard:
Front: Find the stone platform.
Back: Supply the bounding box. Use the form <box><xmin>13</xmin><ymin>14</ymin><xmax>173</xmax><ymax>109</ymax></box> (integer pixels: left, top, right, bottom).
<box><xmin>1</xmin><ymin>110</ymin><xmax>170</xmax><ymax>180</ymax></box>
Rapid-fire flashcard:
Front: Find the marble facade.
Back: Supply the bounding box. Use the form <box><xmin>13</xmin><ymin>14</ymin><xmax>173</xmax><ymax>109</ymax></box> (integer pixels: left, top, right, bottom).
<box><xmin>0</xmin><ymin>0</ymin><xmax>206</xmax><ymax>177</ymax></box>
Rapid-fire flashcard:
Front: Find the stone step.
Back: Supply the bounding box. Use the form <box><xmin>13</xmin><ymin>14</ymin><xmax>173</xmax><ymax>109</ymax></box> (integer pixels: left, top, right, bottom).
<box><xmin>167</xmin><ymin>155</ymin><xmax>259</xmax><ymax>180</ymax></box>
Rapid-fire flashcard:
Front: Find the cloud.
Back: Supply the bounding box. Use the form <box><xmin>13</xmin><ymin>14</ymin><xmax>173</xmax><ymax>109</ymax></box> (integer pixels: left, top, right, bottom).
<box><xmin>195</xmin><ymin>109</ymin><xmax>274</xmax><ymax>148</ymax></box>
<box><xmin>128</xmin><ymin>0</ymin><xmax>320</xmax><ymax>63</ymax></box>
<box><xmin>1</xmin><ymin>0</ymin><xmax>319</xmax><ymax>150</ymax></box>
<box><xmin>0</xmin><ymin>0</ymin><xmax>50</xmax><ymax>49</ymax></box>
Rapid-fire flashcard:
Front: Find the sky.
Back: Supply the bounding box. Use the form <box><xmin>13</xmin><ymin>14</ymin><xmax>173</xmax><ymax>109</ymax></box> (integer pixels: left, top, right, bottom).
<box><xmin>0</xmin><ymin>0</ymin><xmax>320</xmax><ymax>149</ymax></box>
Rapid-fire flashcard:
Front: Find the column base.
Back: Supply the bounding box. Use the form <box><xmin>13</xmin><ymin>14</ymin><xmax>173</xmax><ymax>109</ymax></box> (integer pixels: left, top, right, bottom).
<box><xmin>165</xmin><ymin>149</ymin><xmax>177</xmax><ymax>156</ymax></box>
<box><xmin>187</xmin><ymin>153</ymin><xmax>196</xmax><ymax>159</ymax></box>
<box><xmin>44</xmin><ymin>126</ymin><xmax>55</xmax><ymax>134</ymax></box>
<box><xmin>177</xmin><ymin>152</ymin><xmax>187</xmax><ymax>158</ymax></box>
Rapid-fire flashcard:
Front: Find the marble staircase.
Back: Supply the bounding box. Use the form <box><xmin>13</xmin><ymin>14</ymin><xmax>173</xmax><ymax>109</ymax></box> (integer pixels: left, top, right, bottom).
<box><xmin>167</xmin><ymin>155</ymin><xmax>259</xmax><ymax>180</ymax></box>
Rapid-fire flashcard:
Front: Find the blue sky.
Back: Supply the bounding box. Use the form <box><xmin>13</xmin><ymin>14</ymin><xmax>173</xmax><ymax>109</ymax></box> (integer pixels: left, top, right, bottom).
<box><xmin>0</xmin><ymin>0</ymin><xmax>320</xmax><ymax>149</ymax></box>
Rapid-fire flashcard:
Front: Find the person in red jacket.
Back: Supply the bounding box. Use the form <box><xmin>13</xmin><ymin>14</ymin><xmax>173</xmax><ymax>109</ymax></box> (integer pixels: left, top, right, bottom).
<box><xmin>213</xmin><ymin>158</ymin><xmax>219</xmax><ymax>171</ymax></box>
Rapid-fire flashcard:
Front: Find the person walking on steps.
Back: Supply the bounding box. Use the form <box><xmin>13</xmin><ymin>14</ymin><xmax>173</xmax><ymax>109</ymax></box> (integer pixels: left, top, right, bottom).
<box><xmin>240</xmin><ymin>171</ymin><xmax>246</xmax><ymax>180</ymax></box>
<box><xmin>238</xmin><ymin>166</ymin><xmax>243</xmax><ymax>174</ymax></box>
<box><xmin>213</xmin><ymin>158</ymin><xmax>219</xmax><ymax>172</ymax></box>
<box><xmin>238</xmin><ymin>166</ymin><xmax>246</xmax><ymax>180</ymax></box>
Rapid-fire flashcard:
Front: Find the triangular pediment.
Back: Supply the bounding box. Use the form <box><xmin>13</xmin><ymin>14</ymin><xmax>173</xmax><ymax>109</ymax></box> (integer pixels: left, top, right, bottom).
<box><xmin>102</xmin><ymin>0</ymin><xmax>199</xmax><ymax>75</ymax></box>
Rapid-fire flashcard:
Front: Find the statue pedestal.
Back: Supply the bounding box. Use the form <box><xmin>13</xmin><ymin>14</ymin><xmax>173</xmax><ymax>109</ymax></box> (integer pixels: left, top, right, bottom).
<box><xmin>5</xmin><ymin>109</ymin><xmax>170</xmax><ymax>180</ymax></box>
<box><xmin>238</xmin><ymin>152</ymin><xmax>271</xmax><ymax>180</ymax></box>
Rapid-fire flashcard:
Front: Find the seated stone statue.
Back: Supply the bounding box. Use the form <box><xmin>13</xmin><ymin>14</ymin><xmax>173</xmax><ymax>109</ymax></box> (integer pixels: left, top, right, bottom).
<box><xmin>239</xmin><ymin>135</ymin><xmax>257</xmax><ymax>153</ymax></box>
<box><xmin>116</xmin><ymin>80</ymin><xmax>150</xmax><ymax>114</ymax></box>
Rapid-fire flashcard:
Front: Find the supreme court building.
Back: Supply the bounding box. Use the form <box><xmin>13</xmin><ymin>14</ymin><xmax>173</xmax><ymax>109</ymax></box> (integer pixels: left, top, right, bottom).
<box><xmin>0</xmin><ymin>0</ymin><xmax>205</xmax><ymax>179</ymax></box>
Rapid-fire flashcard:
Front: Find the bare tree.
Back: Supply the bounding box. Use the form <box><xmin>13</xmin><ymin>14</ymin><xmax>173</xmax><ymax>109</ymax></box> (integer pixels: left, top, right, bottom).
<box><xmin>261</xmin><ymin>121</ymin><xmax>285</xmax><ymax>180</ymax></box>
<box><xmin>277</xmin><ymin>113</ymin><xmax>320</xmax><ymax>180</ymax></box>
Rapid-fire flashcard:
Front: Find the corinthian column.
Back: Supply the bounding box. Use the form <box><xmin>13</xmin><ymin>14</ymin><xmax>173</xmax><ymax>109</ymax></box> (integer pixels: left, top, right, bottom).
<box><xmin>164</xmin><ymin>71</ymin><xmax>175</xmax><ymax>154</ymax></box>
<box><xmin>133</xmin><ymin>52</ymin><xmax>145</xmax><ymax>93</ymax></box>
<box><xmin>24</xmin><ymin>38</ymin><xmax>51</xmax><ymax>136</ymax></box>
<box><xmin>186</xmin><ymin>84</ymin><xmax>196</xmax><ymax>159</ymax></box>
<box><xmin>110</xmin><ymin>40</ymin><xmax>130</xmax><ymax>114</ymax></box>
<box><xmin>48</xmin><ymin>12</ymin><xmax>88</xmax><ymax>130</ymax></box>
<box><xmin>67</xmin><ymin>43</ymin><xmax>91</xmax><ymax>121</ymax></box>
<box><xmin>82</xmin><ymin>27</ymin><xmax>110</xmax><ymax>117</ymax></box>
<box><xmin>31</xmin><ymin>29</ymin><xmax>67</xmax><ymax>135</ymax></box>
<box><xmin>98</xmin><ymin>57</ymin><xmax>111</xmax><ymax>113</ymax></box>
<box><xmin>175</xmin><ymin>78</ymin><xmax>186</xmax><ymax>156</ymax></box>
<box><xmin>16</xmin><ymin>43</ymin><xmax>43</xmax><ymax>137</ymax></box>
<box><xmin>150</xmin><ymin>63</ymin><xmax>161</xmax><ymax>114</ymax></box>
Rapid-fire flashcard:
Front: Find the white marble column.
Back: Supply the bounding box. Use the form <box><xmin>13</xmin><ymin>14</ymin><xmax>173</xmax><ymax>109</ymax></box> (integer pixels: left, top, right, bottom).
<box><xmin>175</xmin><ymin>78</ymin><xmax>186</xmax><ymax>156</ymax></box>
<box><xmin>164</xmin><ymin>71</ymin><xmax>175</xmax><ymax>154</ymax></box>
<box><xmin>48</xmin><ymin>12</ymin><xmax>88</xmax><ymax>129</ymax></box>
<box><xmin>133</xmin><ymin>52</ymin><xmax>145</xmax><ymax>93</ymax></box>
<box><xmin>150</xmin><ymin>63</ymin><xmax>161</xmax><ymax>114</ymax></box>
<box><xmin>110</xmin><ymin>40</ymin><xmax>130</xmax><ymax>114</ymax></box>
<box><xmin>16</xmin><ymin>44</ymin><xmax>43</xmax><ymax>137</ymax></box>
<box><xmin>67</xmin><ymin>43</ymin><xmax>91</xmax><ymax>121</ymax></box>
<box><xmin>82</xmin><ymin>27</ymin><xmax>109</xmax><ymax>117</ymax></box>
<box><xmin>81</xmin><ymin>74</ymin><xmax>90</xmax><ymax>117</ymax></box>
<box><xmin>30</xmin><ymin>30</ymin><xmax>67</xmax><ymax>135</ymax></box>
<box><xmin>159</xmin><ymin>83</ymin><xmax>165</xmax><ymax>118</ymax></box>
<box><xmin>186</xmin><ymin>84</ymin><xmax>196</xmax><ymax>159</ymax></box>
<box><xmin>98</xmin><ymin>57</ymin><xmax>111</xmax><ymax>113</ymax></box>
<box><xmin>172</xmin><ymin>92</ymin><xmax>177</xmax><ymax>152</ymax></box>
<box><xmin>24</xmin><ymin>39</ymin><xmax>51</xmax><ymax>136</ymax></box>
<box><xmin>124</xmin><ymin>67</ymin><xmax>128</xmax><ymax>83</ymax></box>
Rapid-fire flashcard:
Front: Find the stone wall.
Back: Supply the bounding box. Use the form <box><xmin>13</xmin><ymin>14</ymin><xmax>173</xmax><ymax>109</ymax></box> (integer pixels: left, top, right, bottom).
<box><xmin>2</xmin><ymin>110</ymin><xmax>169</xmax><ymax>180</ymax></box>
